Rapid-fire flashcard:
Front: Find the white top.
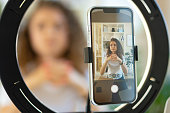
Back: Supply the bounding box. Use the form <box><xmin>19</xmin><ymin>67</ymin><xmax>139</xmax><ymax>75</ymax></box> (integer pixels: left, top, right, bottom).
<box><xmin>32</xmin><ymin>69</ymin><xmax>88</xmax><ymax>112</ymax></box>
<box><xmin>107</xmin><ymin>56</ymin><xmax>125</xmax><ymax>75</ymax></box>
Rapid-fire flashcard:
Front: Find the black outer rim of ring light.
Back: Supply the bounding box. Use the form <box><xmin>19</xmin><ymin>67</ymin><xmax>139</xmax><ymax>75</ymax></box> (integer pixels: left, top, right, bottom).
<box><xmin>0</xmin><ymin>0</ymin><xmax>169</xmax><ymax>113</ymax></box>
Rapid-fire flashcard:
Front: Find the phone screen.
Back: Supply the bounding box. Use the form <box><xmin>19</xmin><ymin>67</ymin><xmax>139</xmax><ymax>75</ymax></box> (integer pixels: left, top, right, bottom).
<box><xmin>90</xmin><ymin>8</ymin><xmax>136</xmax><ymax>104</ymax></box>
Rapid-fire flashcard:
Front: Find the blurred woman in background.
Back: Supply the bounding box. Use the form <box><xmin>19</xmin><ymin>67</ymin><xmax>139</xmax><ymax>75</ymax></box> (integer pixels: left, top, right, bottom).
<box><xmin>0</xmin><ymin>0</ymin><xmax>88</xmax><ymax>112</ymax></box>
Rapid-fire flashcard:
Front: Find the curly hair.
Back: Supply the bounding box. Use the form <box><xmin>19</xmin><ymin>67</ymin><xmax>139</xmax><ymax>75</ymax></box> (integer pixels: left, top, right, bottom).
<box><xmin>106</xmin><ymin>38</ymin><xmax>124</xmax><ymax>60</ymax></box>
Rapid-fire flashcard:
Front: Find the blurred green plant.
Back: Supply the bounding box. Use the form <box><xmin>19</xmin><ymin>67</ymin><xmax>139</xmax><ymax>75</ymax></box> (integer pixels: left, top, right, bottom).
<box><xmin>146</xmin><ymin>70</ymin><xmax>170</xmax><ymax>113</ymax></box>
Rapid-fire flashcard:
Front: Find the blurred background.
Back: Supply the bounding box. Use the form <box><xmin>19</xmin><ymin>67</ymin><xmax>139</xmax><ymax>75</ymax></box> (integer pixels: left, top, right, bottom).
<box><xmin>0</xmin><ymin>0</ymin><xmax>169</xmax><ymax>113</ymax></box>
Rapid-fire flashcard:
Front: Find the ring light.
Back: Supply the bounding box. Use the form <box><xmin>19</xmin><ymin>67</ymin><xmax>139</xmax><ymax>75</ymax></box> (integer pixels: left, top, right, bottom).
<box><xmin>0</xmin><ymin>0</ymin><xmax>169</xmax><ymax>113</ymax></box>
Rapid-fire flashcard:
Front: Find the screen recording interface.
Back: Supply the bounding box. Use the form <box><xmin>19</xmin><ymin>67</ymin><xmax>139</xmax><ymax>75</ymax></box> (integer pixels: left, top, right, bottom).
<box><xmin>90</xmin><ymin>8</ymin><xmax>136</xmax><ymax>104</ymax></box>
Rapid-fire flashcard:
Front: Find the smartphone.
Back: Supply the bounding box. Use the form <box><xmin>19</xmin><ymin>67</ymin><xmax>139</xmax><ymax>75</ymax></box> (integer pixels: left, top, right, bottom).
<box><xmin>87</xmin><ymin>7</ymin><xmax>137</xmax><ymax>105</ymax></box>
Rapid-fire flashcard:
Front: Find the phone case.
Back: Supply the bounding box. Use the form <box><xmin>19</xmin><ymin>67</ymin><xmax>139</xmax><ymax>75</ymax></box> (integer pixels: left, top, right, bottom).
<box><xmin>85</xmin><ymin>7</ymin><xmax>138</xmax><ymax>105</ymax></box>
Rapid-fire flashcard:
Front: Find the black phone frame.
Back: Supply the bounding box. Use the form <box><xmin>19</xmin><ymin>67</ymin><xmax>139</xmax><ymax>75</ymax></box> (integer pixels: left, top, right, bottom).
<box><xmin>0</xmin><ymin>0</ymin><xmax>169</xmax><ymax>113</ymax></box>
<box><xmin>89</xmin><ymin>7</ymin><xmax>137</xmax><ymax>105</ymax></box>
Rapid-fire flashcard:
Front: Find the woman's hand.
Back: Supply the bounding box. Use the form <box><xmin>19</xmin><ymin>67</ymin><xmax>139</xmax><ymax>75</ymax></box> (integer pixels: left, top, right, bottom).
<box><xmin>106</xmin><ymin>56</ymin><xmax>112</xmax><ymax>62</ymax></box>
<box><xmin>42</xmin><ymin>58</ymin><xmax>88</xmax><ymax>97</ymax></box>
<box><xmin>111</xmin><ymin>54</ymin><xmax>122</xmax><ymax>64</ymax></box>
<box><xmin>42</xmin><ymin>58</ymin><xmax>73</xmax><ymax>86</ymax></box>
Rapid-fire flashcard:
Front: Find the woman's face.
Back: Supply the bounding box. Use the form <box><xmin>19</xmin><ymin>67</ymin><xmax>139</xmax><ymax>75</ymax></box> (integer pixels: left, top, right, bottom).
<box><xmin>29</xmin><ymin>7</ymin><xmax>69</xmax><ymax>59</ymax></box>
<box><xmin>110</xmin><ymin>41</ymin><xmax>117</xmax><ymax>53</ymax></box>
